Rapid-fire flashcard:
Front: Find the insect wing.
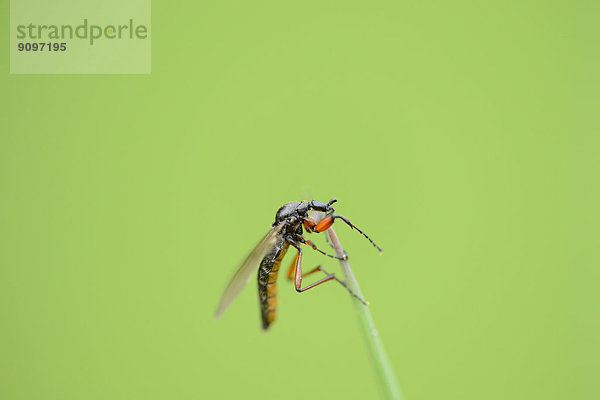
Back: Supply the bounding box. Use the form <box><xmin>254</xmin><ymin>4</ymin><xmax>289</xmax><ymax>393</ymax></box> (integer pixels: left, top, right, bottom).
<box><xmin>214</xmin><ymin>224</ymin><xmax>283</xmax><ymax>320</ymax></box>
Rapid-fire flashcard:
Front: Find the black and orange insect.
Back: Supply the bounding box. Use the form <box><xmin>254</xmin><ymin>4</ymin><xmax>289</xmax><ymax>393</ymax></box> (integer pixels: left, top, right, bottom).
<box><xmin>214</xmin><ymin>198</ymin><xmax>382</xmax><ymax>330</ymax></box>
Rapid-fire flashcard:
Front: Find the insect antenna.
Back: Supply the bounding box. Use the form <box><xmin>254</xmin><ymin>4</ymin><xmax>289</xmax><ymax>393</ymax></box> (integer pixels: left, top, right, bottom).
<box><xmin>331</xmin><ymin>214</ymin><xmax>383</xmax><ymax>254</ymax></box>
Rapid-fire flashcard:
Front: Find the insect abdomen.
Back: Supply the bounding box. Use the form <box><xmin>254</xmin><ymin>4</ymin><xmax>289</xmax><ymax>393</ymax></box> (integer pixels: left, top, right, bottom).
<box><xmin>258</xmin><ymin>239</ymin><xmax>289</xmax><ymax>330</ymax></box>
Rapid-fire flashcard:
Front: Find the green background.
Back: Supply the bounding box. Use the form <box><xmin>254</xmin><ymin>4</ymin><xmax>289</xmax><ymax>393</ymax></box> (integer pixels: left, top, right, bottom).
<box><xmin>1</xmin><ymin>1</ymin><xmax>598</xmax><ymax>399</ymax></box>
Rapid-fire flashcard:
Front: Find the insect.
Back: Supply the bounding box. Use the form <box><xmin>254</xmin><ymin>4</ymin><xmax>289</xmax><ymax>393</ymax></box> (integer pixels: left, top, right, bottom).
<box><xmin>214</xmin><ymin>198</ymin><xmax>382</xmax><ymax>330</ymax></box>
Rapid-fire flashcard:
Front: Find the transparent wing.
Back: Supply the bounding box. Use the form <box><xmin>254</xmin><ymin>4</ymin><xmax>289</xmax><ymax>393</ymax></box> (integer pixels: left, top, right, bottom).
<box><xmin>214</xmin><ymin>224</ymin><xmax>283</xmax><ymax>320</ymax></box>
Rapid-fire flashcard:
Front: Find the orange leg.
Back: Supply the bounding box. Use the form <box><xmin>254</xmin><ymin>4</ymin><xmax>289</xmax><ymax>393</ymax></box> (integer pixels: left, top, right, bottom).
<box><xmin>286</xmin><ymin>251</ymin><xmax>299</xmax><ymax>280</ymax></box>
<box><xmin>291</xmin><ymin>247</ymin><xmax>368</xmax><ymax>305</ymax></box>
<box><xmin>287</xmin><ymin>253</ymin><xmax>324</xmax><ymax>281</ymax></box>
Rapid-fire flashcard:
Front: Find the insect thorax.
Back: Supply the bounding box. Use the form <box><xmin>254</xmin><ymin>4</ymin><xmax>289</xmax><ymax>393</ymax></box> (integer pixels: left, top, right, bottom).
<box><xmin>274</xmin><ymin>201</ymin><xmax>303</xmax><ymax>222</ymax></box>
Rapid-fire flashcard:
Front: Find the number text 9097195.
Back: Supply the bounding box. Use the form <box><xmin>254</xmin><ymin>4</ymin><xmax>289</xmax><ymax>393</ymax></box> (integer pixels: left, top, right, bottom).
<box><xmin>18</xmin><ymin>42</ymin><xmax>67</xmax><ymax>51</ymax></box>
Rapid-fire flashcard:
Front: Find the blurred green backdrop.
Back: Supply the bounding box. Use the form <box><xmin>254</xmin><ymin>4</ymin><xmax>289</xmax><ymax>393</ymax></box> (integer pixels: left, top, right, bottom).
<box><xmin>1</xmin><ymin>1</ymin><xmax>598</xmax><ymax>399</ymax></box>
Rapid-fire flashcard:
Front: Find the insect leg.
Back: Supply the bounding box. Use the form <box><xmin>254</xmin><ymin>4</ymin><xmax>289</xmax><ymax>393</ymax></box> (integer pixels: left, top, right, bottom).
<box><xmin>301</xmin><ymin>237</ymin><xmax>347</xmax><ymax>261</ymax></box>
<box><xmin>313</xmin><ymin>214</ymin><xmax>383</xmax><ymax>253</ymax></box>
<box><xmin>287</xmin><ymin>259</ymin><xmax>323</xmax><ymax>281</ymax></box>
<box><xmin>286</xmin><ymin>251</ymin><xmax>299</xmax><ymax>280</ymax></box>
<box><xmin>291</xmin><ymin>246</ymin><xmax>368</xmax><ymax>305</ymax></box>
<box><xmin>302</xmin><ymin>216</ymin><xmax>316</xmax><ymax>233</ymax></box>
<box><xmin>286</xmin><ymin>248</ymin><xmax>338</xmax><ymax>280</ymax></box>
